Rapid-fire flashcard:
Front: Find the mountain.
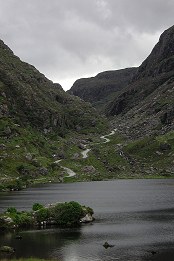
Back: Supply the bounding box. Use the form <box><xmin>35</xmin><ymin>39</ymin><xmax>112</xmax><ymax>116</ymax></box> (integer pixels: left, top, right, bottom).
<box><xmin>106</xmin><ymin>25</ymin><xmax>174</xmax><ymax>137</ymax></box>
<box><xmin>0</xmin><ymin>39</ymin><xmax>107</xmax><ymax>190</ymax></box>
<box><xmin>68</xmin><ymin>25</ymin><xmax>174</xmax><ymax>179</ymax></box>
<box><xmin>1</xmin><ymin>25</ymin><xmax>174</xmax><ymax>188</ymax></box>
<box><xmin>0</xmin><ymin>40</ymin><xmax>106</xmax><ymax>136</ymax></box>
<box><xmin>68</xmin><ymin>68</ymin><xmax>137</xmax><ymax>110</ymax></box>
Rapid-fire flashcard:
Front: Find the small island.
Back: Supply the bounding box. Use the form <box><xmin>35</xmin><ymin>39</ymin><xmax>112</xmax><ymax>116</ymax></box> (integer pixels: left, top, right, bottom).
<box><xmin>0</xmin><ymin>201</ymin><xmax>94</xmax><ymax>231</ymax></box>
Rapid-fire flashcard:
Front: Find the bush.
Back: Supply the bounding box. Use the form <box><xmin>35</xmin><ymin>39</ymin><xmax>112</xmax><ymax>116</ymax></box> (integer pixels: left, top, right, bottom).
<box><xmin>52</xmin><ymin>201</ymin><xmax>83</xmax><ymax>227</ymax></box>
<box><xmin>83</xmin><ymin>206</ymin><xmax>94</xmax><ymax>215</ymax></box>
<box><xmin>6</xmin><ymin>207</ymin><xmax>17</xmax><ymax>214</ymax></box>
<box><xmin>32</xmin><ymin>203</ymin><xmax>44</xmax><ymax>211</ymax></box>
<box><xmin>13</xmin><ymin>212</ymin><xmax>33</xmax><ymax>227</ymax></box>
<box><xmin>34</xmin><ymin>208</ymin><xmax>49</xmax><ymax>223</ymax></box>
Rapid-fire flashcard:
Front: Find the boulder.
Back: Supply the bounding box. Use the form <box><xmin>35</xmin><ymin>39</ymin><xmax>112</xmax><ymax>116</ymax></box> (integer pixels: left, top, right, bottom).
<box><xmin>25</xmin><ymin>153</ymin><xmax>33</xmax><ymax>161</ymax></box>
<box><xmin>78</xmin><ymin>143</ymin><xmax>86</xmax><ymax>150</ymax></box>
<box><xmin>39</xmin><ymin>167</ymin><xmax>48</xmax><ymax>175</ymax></box>
<box><xmin>159</xmin><ymin>143</ymin><xmax>171</xmax><ymax>151</ymax></box>
<box><xmin>82</xmin><ymin>165</ymin><xmax>96</xmax><ymax>173</ymax></box>
<box><xmin>0</xmin><ymin>246</ymin><xmax>15</xmax><ymax>253</ymax></box>
<box><xmin>103</xmin><ymin>242</ymin><xmax>114</xmax><ymax>249</ymax></box>
<box><xmin>72</xmin><ymin>153</ymin><xmax>80</xmax><ymax>159</ymax></box>
<box><xmin>0</xmin><ymin>216</ymin><xmax>15</xmax><ymax>229</ymax></box>
<box><xmin>80</xmin><ymin>213</ymin><xmax>94</xmax><ymax>223</ymax></box>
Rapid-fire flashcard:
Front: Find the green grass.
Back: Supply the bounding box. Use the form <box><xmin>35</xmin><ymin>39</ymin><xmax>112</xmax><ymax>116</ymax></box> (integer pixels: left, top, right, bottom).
<box><xmin>1</xmin><ymin>114</ymin><xmax>174</xmax><ymax>191</ymax></box>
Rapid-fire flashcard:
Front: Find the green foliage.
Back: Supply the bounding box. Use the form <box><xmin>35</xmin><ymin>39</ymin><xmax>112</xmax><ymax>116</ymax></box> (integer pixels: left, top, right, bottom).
<box><xmin>6</xmin><ymin>207</ymin><xmax>17</xmax><ymax>214</ymax></box>
<box><xmin>5</xmin><ymin>207</ymin><xmax>33</xmax><ymax>228</ymax></box>
<box><xmin>13</xmin><ymin>212</ymin><xmax>33</xmax><ymax>227</ymax></box>
<box><xmin>83</xmin><ymin>206</ymin><xmax>94</xmax><ymax>215</ymax></box>
<box><xmin>52</xmin><ymin>201</ymin><xmax>83</xmax><ymax>227</ymax></box>
<box><xmin>0</xmin><ymin>201</ymin><xmax>93</xmax><ymax>230</ymax></box>
<box><xmin>34</xmin><ymin>208</ymin><xmax>49</xmax><ymax>223</ymax></box>
<box><xmin>32</xmin><ymin>203</ymin><xmax>44</xmax><ymax>211</ymax></box>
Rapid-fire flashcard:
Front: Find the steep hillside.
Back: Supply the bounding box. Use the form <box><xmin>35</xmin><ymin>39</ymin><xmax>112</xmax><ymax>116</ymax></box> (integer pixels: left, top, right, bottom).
<box><xmin>107</xmin><ymin>25</ymin><xmax>174</xmax><ymax>137</ymax></box>
<box><xmin>68</xmin><ymin>68</ymin><xmax>137</xmax><ymax>110</ymax></box>
<box><xmin>0</xmin><ymin>39</ymin><xmax>106</xmax><ymax>136</ymax></box>
<box><xmin>0</xmin><ymin>40</ymin><xmax>107</xmax><ymax>190</ymax></box>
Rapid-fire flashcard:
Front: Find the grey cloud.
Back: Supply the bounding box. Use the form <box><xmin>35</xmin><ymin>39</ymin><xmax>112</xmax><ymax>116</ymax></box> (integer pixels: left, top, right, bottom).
<box><xmin>0</xmin><ymin>0</ymin><xmax>173</xmax><ymax>90</ymax></box>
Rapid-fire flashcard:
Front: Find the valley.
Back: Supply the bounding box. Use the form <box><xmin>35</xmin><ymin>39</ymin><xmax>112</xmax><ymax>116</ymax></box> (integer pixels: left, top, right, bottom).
<box><xmin>1</xmin><ymin>25</ymin><xmax>174</xmax><ymax>191</ymax></box>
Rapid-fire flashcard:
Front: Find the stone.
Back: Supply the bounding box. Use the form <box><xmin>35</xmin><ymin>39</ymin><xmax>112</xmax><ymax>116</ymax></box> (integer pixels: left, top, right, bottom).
<box><xmin>39</xmin><ymin>167</ymin><xmax>48</xmax><ymax>175</ymax></box>
<box><xmin>80</xmin><ymin>213</ymin><xmax>94</xmax><ymax>223</ymax></box>
<box><xmin>159</xmin><ymin>143</ymin><xmax>171</xmax><ymax>151</ymax></box>
<box><xmin>72</xmin><ymin>153</ymin><xmax>80</xmax><ymax>159</ymax></box>
<box><xmin>25</xmin><ymin>153</ymin><xmax>33</xmax><ymax>161</ymax></box>
<box><xmin>156</xmin><ymin>151</ymin><xmax>163</xmax><ymax>155</ymax></box>
<box><xmin>0</xmin><ymin>144</ymin><xmax>6</xmax><ymax>150</ymax></box>
<box><xmin>103</xmin><ymin>242</ymin><xmax>114</xmax><ymax>249</ymax></box>
<box><xmin>82</xmin><ymin>165</ymin><xmax>96</xmax><ymax>173</ymax></box>
<box><xmin>78</xmin><ymin>143</ymin><xmax>86</xmax><ymax>150</ymax></box>
<box><xmin>4</xmin><ymin>126</ymin><xmax>11</xmax><ymax>135</ymax></box>
<box><xmin>0</xmin><ymin>246</ymin><xmax>15</xmax><ymax>253</ymax></box>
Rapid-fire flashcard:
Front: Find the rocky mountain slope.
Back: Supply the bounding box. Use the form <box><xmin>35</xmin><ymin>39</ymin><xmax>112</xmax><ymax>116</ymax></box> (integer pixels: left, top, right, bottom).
<box><xmin>107</xmin><ymin>25</ymin><xmax>174</xmax><ymax>138</ymax></box>
<box><xmin>0</xmin><ymin>40</ymin><xmax>107</xmax><ymax>190</ymax></box>
<box><xmin>1</xmin><ymin>25</ymin><xmax>174</xmax><ymax>189</ymax></box>
<box><xmin>66</xmin><ymin>25</ymin><xmax>174</xmax><ymax>180</ymax></box>
<box><xmin>68</xmin><ymin>68</ymin><xmax>137</xmax><ymax>110</ymax></box>
<box><xmin>0</xmin><ymin>39</ymin><xmax>106</xmax><ymax>136</ymax></box>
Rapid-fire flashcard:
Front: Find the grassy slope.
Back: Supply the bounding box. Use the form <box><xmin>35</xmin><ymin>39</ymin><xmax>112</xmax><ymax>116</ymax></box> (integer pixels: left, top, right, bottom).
<box><xmin>61</xmin><ymin>129</ymin><xmax>174</xmax><ymax>181</ymax></box>
<box><xmin>1</xmin><ymin>122</ymin><xmax>174</xmax><ymax>191</ymax></box>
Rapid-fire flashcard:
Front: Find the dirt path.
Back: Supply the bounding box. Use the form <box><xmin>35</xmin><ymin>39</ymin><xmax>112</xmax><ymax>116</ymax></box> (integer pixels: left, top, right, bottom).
<box><xmin>55</xmin><ymin>129</ymin><xmax>117</xmax><ymax>178</ymax></box>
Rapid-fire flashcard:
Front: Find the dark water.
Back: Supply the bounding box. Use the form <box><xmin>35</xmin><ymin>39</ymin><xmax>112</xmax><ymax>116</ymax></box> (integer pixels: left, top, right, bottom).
<box><xmin>0</xmin><ymin>179</ymin><xmax>174</xmax><ymax>261</ymax></box>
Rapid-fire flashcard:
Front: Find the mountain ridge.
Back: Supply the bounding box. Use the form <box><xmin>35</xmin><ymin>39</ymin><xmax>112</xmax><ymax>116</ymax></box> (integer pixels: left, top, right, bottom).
<box><xmin>68</xmin><ymin>67</ymin><xmax>137</xmax><ymax>111</ymax></box>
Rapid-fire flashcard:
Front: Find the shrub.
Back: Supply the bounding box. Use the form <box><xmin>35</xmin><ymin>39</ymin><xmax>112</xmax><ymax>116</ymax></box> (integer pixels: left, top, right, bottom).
<box><xmin>83</xmin><ymin>206</ymin><xmax>94</xmax><ymax>215</ymax></box>
<box><xmin>32</xmin><ymin>203</ymin><xmax>44</xmax><ymax>211</ymax></box>
<box><xmin>34</xmin><ymin>208</ymin><xmax>49</xmax><ymax>223</ymax></box>
<box><xmin>13</xmin><ymin>212</ymin><xmax>33</xmax><ymax>227</ymax></box>
<box><xmin>6</xmin><ymin>207</ymin><xmax>17</xmax><ymax>214</ymax></box>
<box><xmin>52</xmin><ymin>201</ymin><xmax>83</xmax><ymax>227</ymax></box>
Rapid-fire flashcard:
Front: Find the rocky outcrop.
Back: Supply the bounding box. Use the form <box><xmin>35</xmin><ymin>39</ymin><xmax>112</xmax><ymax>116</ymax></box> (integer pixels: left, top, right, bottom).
<box><xmin>80</xmin><ymin>213</ymin><xmax>94</xmax><ymax>223</ymax></box>
<box><xmin>0</xmin><ymin>39</ymin><xmax>106</xmax><ymax>135</ymax></box>
<box><xmin>68</xmin><ymin>68</ymin><xmax>137</xmax><ymax>110</ymax></box>
<box><xmin>0</xmin><ymin>246</ymin><xmax>15</xmax><ymax>253</ymax></box>
<box><xmin>106</xmin><ymin>25</ymin><xmax>174</xmax><ymax>137</ymax></box>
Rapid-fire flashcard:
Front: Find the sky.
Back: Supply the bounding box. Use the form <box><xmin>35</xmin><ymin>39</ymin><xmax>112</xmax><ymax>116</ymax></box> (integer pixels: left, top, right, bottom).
<box><xmin>0</xmin><ymin>0</ymin><xmax>173</xmax><ymax>90</ymax></box>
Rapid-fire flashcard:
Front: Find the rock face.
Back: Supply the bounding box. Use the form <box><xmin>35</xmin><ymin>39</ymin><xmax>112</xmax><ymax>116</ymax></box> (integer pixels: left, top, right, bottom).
<box><xmin>80</xmin><ymin>213</ymin><xmax>94</xmax><ymax>223</ymax></box>
<box><xmin>68</xmin><ymin>68</ymin><xmax>137</xmax><ymax>110</ymax></box>
<box><xmin>106</xmin><ymin>25</ymin><xmax>174</xmax><ymax>137</ymax></box>
<box><xmin>0</xmin><ymin>246</ymin><xmax>15</xmax><ymax>253</ymax></box>
<box><xmin>0</xmin><ymin>39</ymin><xmax>106</xmax><ymax>135</ymax></box>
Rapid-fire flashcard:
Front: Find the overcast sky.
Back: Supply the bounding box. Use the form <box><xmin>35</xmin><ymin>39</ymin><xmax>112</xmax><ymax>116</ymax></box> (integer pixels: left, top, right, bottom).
<box><xmin>0</xmin><ymin>0</ymin><xmax>173</xmax><ymax>90</ymax></box>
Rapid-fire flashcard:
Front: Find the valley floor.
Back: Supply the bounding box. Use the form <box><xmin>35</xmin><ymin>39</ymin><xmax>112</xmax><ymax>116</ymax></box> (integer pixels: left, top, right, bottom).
<box><xmin>1</xmin><ymin>124</ymin><xmax>174</xmax><ymax>192</ymax></box>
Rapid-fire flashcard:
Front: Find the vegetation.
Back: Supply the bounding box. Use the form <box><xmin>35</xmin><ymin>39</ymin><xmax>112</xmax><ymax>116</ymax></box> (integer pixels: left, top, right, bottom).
<box><xmin>50</xmin><ymin>201</ymin><xmax>83</xmax><ymax>227</ymax></box>
<box><xmin>0</xmin><ymin>38</ymin><xmax>107</xmax><ymax>191</ymax></box>
<box><xmin>0</xmin><ymin>201</ymin><xmax>93</xmax><ymax>230</ymax></box>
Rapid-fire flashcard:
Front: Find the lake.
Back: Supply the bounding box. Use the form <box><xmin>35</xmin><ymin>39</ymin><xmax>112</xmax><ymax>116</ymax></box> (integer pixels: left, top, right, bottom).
<box><xmin>0</xmin><ymin>179</ymin><xmax>174</xmax><ymax>261</ymax></box>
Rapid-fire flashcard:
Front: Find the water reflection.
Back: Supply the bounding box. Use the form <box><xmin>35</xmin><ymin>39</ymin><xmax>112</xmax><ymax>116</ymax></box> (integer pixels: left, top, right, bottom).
<box><xmin>0</xmin><ymin>179</ymin><xmax>174</xmax><ymax>260</ymax></box>
<box><xmin>0</xmin><ymin>228</ymin><xmax>82</xmax><ymax>260</ymax></box>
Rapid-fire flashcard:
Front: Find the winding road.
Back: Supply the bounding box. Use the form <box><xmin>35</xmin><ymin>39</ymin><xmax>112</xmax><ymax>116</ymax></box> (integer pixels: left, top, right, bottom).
<box><xmin>56</xmin><ymin>129</ymin><xmax>117</xmax><ymax>178</ymax></box>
